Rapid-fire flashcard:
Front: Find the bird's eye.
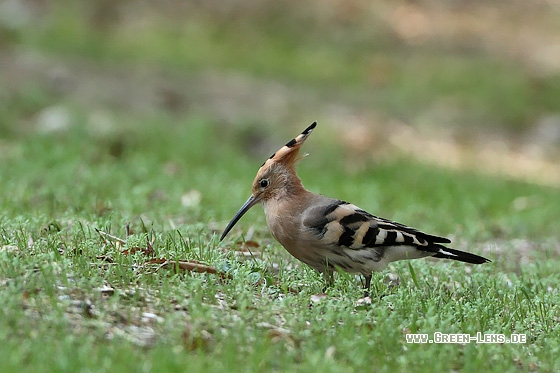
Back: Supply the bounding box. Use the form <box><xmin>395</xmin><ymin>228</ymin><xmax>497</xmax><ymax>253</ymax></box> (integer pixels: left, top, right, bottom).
<box><xmin>260</xmin><ymin>179</ymin><xmax>269</xmax><ymax>188</ymax></box>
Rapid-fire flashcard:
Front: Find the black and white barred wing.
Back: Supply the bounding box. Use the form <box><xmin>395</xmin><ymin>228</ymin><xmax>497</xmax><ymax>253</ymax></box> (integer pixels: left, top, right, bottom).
<box><xmin>303</xmin><ymin>199</ymin><xmax>489</xmax><ymax>264</ymax></box>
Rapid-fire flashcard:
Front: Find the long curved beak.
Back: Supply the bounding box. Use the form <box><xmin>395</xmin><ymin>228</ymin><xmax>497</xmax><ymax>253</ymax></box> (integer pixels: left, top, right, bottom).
<box><xmin>220</xmin><ymin>195</ymin><xmax>260</xmax><ymax>241</ymax></box>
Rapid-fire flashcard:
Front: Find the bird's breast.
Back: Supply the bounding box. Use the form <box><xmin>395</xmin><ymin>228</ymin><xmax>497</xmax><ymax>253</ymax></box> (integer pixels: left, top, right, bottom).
<box><xmin>262</xmin><ymin>197</ymin><xmax>318</xmax><ymax>263</ymax></box>
<box><xmin>263</xmin><ymin>200</ymin><xmax>298</xmax><ymax>245</ymax></box>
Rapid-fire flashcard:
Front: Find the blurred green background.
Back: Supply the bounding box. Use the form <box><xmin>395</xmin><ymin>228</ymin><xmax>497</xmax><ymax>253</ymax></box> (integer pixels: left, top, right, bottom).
<box><xmin>1</xmin><ymin>0</ymin><xmax>560</xmax><ymax>186</ymax></box>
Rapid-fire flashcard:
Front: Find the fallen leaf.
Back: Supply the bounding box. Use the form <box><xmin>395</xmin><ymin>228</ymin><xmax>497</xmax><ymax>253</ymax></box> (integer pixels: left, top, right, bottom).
<box><xmin>121</xmin><ymin>246</ymin><xmax>155</xmax><ymax>256</ymax></box>
<box><xmin>159</xmin><ymin>260</ymin><xmax>216</xmax><ymax>273</ymax></box>
<box><xmin>146</xmin><ymin>257</ymin><xmax>167</xmax><ymax>264</ymax></box>
<box><xmin>230</xmin><ymin>240</ymin><xmax>262</xmax><ymax>260</ymax></box>
<box><xmin>158</xmin><ymin>260</ymin><xmax>231</xmax><ymax>279</ymax></box>
<box><xmin>232</xmin><ymin>250</ymin><xmax>261</xmax><ymax>261</ymax></box>
<box><xmin>240</xmin><ymin>240</ymin><xmax>260</xmax><ymax>249</ymax></box>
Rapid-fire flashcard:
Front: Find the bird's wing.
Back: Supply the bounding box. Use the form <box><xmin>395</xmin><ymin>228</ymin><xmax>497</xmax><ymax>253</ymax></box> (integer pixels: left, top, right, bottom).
<box><xmin>302</xmin><ymin>199</ymin><xmax>450</xmax><ymax>251</ymax></box>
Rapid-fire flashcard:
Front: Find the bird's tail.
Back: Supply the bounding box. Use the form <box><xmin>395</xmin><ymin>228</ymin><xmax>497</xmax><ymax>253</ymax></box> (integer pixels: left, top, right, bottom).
<box><xmin>432</xmin><ymin>245</ymin><xmax>490</xmax><ymax>264</ymax></box>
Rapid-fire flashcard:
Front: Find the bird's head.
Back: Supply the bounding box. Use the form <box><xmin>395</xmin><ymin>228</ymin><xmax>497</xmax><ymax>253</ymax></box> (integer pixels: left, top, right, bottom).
<box><xmin>220</xmin><ymin>122</ymin><xmax>316</xmax><ymax>241</ymax></box>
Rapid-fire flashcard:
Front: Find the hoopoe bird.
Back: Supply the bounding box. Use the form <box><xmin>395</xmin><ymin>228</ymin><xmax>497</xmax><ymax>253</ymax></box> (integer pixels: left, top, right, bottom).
<box><xmin>220</xmin><ymin>122</ymin><xmax>490</xmax><ymax>294</ymax></box>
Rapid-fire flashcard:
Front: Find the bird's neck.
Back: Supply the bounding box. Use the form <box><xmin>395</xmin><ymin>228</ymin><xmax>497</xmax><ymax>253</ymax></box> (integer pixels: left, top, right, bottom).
<box><xmin>262</xmin><ymin>177</ymin><xmax>312</xmax><ymax>222</ymax></box>
<box><xmin>262</xmin><ymin>185</ymin><xmax>312</xmax><ymax>247</ymax></box>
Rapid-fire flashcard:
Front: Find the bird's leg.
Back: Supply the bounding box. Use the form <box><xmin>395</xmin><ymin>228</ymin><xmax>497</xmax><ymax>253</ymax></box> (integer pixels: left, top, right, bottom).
<box><xmin>363</xmin><ymin>274</ymin><xmax>372</xmax><ymax>298</ymax></box>
<box><xmin>322</xmin><ymin>271</ymin><xmax>334</xmax><ymax>293</ymax></box>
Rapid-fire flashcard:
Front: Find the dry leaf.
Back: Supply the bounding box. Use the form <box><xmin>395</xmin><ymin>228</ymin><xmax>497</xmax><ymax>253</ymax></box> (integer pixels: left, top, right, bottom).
<box><xmin>159</xmin><ymin>260</ymin><xmax>217</xmax><ymax>274</ymax></box>
<box><xmin>158</xmin><ymin>260</ymin><xmax>232</xmax><ymax>280</ymax></box>
<box><xmin>240</xmin><ymin>240</ymin><xmax>260</xmax><ymax>249</ymax></box>
<box><xmin>230</xmin><ymin>240</ymin><xmax>262</xmax><ymax>260</ymax></box>
<box><xmin>146</xmin><ymin>258</ymin><xmax>167</xmax><ymax>264</ymax></box>
<box><xmin>121</xmin><ymin>246</ymin><xmax>155</xmax><ymax>256</ymax></box>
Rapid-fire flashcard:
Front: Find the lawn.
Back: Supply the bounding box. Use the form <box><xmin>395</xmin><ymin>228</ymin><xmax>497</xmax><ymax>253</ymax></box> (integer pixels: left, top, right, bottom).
<box><xmin>1</xmin><ymin>119</ymin><xmax>559</xmax><ymax>372</ymax></box>
<box><xmin>1</xmin><ymin>1</ymin><xmax>560</xmax><ymax>372</ymax></box>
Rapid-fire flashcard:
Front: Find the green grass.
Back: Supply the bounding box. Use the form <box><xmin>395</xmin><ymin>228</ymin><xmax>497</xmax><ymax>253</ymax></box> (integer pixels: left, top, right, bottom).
<box><xmin>1</xmin><ymin>118</ymin><xmax>560</xmax><ymax>372</ymax></box>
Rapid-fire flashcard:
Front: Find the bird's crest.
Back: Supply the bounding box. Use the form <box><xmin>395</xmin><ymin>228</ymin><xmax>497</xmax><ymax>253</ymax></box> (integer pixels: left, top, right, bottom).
<box><xmin>259</xmin><ymin>122</ymin><xmax>316</xmax><ymax>171</ymax></box>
